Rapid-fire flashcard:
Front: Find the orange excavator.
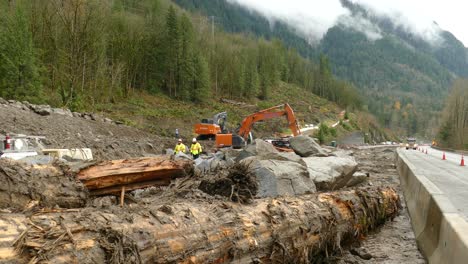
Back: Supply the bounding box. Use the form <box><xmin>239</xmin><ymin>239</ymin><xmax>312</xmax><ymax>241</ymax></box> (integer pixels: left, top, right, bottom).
<box><xmin>215</xmin><ymin>103</ymin><xmax>301</xmax><ymax>148</ymax></box>
<box><xmin>194</xmin><ymin>112</ymin><xmax>227</xmax><ymax>139</ymax></box>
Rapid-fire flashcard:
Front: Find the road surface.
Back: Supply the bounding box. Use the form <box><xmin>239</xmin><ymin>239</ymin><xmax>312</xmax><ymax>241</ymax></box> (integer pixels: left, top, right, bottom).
<box><xmin>399</xmin><ymin>147</ymin><xmax>468</xmax><ymax>220</ymax></box>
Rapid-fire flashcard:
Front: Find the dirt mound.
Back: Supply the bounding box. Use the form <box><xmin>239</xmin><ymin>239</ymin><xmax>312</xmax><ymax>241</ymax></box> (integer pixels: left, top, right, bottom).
<box><xmin>0</xmin><ymin>101</ymin><xmax>176</xmax><ymax>160</ymax></box>
<box><xmin>0</xmin><ymin>159</ymin><xmax>88</xmax><ymax>211</ymax></box>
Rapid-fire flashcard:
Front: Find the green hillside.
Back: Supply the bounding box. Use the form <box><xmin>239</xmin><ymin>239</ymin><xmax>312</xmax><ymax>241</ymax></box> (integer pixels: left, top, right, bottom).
<box><xmin>173</xmin><ymin>0</ymin><xmax>467</xmax><ymax>138</ymax></box>
<box><xmin>0</xmin><ymin>0</ymin><xmax>380</xmax><ymax>142</ymax></box>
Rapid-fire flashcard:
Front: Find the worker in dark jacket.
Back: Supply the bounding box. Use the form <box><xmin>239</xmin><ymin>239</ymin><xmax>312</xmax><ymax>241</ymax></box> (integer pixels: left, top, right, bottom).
<box><xmin>190</xmin><ymin>138</ymin><xmax>202</xmax><ymax>159</ymax></box>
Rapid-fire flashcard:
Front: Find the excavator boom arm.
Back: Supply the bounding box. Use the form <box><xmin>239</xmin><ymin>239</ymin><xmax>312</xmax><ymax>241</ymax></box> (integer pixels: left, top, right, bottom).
<box><xmin>238</xmin><ymin>104</ymin><xmax>301</xmax><ymax>140</ymax></box>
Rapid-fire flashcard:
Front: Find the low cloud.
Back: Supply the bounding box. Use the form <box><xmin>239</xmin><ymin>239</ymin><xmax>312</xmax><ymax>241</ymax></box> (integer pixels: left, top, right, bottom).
<box><xmin>229</xmin><ymin>0</ymin><xmax>445</xmax><ymax>45</ymax></box>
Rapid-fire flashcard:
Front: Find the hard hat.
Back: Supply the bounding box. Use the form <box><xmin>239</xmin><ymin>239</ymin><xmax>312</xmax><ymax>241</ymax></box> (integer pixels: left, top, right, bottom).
<box><xmin>192</xmin><ymin>138</ymin><xmax>197</xmax><ymax>142</ymax></box>
<box><xmin>178</xmin><ymin>139</ymin><xmax>182</xmax><ymax>142</ymax></box>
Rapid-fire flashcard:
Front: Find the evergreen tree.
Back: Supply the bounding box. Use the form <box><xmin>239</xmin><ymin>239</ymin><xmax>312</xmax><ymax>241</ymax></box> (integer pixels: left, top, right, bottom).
<box><xmin>0</xmin><ymin>8</ymin><xmax>41</xmax><ymax>102</ymax></box>
<box><xmin>164</xmin><ymin>5</ymin><xmax>180</xmax><ymax>97</ymax></box>
<box><xmin>178</xmin><ymin>14</ymin><xmax>195</xmax><ymax>100</ymax></box>
<box><xmin>192</xmin><ymin>53</ymin><xmax>211</xmax><ymax>102</ymax></box>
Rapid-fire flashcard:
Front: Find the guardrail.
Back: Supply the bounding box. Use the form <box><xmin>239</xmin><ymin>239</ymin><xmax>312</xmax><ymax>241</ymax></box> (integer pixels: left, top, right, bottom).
<box><xmin>395</xmin><ymin>149</ymin><xmax>468</xmax><ymax>263</ymax></box>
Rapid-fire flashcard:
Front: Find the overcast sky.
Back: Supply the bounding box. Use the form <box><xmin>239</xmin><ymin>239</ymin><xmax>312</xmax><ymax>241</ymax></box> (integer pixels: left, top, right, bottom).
<box><xmin>230</xmin><ymin>0</ymin><xmax>467</xmax><ymax>47</ymax></box>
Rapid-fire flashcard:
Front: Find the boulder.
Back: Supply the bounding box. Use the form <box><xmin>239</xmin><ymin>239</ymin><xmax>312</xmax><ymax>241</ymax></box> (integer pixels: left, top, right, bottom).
<box><xmin>195</xmin><ymin>157</ymin><xmax>212</xmax><ymax>174</ymax></box>
<box><xmin>345</xmin><ymin>172</ymin><xmax>369</xmax><ymax>187</ymax></box>
<box><xmin>0</xmin><ymin>97</ymin><xmax>7</xmax><ymax>104</ymax></box>
<box><xmin>302</xmin><ymin>156</ymin><xmax>358</xmax><ymax>191</ymax></box>
<box><xmin>235</xmin><ymin>149</ymin><xmax>256</xmax><ymax>162</ymax></box>
<box><xmin>289</xmin><ymin>135</ymin><xmax>328</xmax><ymax>157</ymax></box>
<box><xmin>210</xmin><ymin>158</ymin><xmax>228</xmax><ymax>171</ymax></box>
<box><xmin>257</xmin><ymin>151</ymin><xmax>304</xmax><ymax>164</ymax></box>
<box><xmin>165</xmin><ymin>148</ymin><xmax>173</xmax><ymax>155</ymax></box>
<box><xmin>241</xmin><ymin>157</ymin><xmax>316</xmax><ymax>197</ymax></box>
<box><xmin>220</xmin><ymin>148</ymin><xmax>242</xmax><ymax>161</ymax></box>
<box><xmin>174</xmin><ymin>152</ymin><xmax>192</xmax><ymax>161</ymax></box>
<box><xmin>254</xmin><ymin>139</ymin><xmax>278</xmax><ymax>154</ymax></box>
<box><xmin>52</xmin><ymin>108</ymin><xmax>73</xmax><ymax>117</ymax></box>
<box><xmin>32</xmin><ymin>105</ymin><xmax>52</xmax><ymax>116</ymax></box>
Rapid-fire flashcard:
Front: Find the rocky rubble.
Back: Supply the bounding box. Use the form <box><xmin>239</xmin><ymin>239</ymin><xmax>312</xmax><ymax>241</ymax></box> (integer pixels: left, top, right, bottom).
<box><xmin>193</xmin><ymin>138</ymin><xmax>366</xmax><ymax>199</ymax></box>
<box><xmin>0</xmin><ymin>97</ymin><xmax>116</xmax><ymax>124</ymax></box>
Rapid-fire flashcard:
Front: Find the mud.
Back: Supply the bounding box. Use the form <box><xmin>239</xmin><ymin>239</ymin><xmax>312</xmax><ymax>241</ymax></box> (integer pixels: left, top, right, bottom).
<box><xmin>333</xmin><ymin>147</ymin><xmax>425</xmax><ymax>264</ymax></box>
<box><xmin>0</xmin><ymin>103</ymin><xmax>175</xmax><ymax>160</ymax></box>
<box><xmin>0</xmin><ymin>159</ymin><xmax>88</xmax><ymax>211</ymax></box>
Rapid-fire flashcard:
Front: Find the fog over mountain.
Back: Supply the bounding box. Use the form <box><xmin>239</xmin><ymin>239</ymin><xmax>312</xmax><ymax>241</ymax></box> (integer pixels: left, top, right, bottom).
<box><xmin>229</xmin><ymin>0</ymin><xmax>467</xmax><ymax>47</ymax></box>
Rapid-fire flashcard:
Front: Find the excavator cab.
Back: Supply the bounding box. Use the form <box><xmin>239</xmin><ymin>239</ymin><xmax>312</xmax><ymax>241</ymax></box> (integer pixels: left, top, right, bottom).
<box><xmin>194</xmin><ymin>112</ymin><xmax>227</xmax><ymax>139</ymax></box>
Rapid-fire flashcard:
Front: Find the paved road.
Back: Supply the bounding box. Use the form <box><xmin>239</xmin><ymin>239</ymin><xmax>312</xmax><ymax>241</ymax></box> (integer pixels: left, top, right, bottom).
<box><xmin>399</xmin><ymin>148</ymin><xmax>468</xmax><ymax>220</ymax></box>
<box><xmin>413</xmin><ymin>146</ymin><xmax>465</xmax><ymax>165</ymax></box>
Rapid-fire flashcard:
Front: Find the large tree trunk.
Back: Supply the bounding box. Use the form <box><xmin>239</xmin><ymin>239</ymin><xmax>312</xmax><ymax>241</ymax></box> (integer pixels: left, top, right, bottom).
<box><xmin>77</xmin><ymin>156</ymin><xmax>194</xmax><ymax>195</ymax></box>
<box><xmin>10</xmin><ymin>187</ymin><xmax>400</xmax><ymax>264</ymax></box>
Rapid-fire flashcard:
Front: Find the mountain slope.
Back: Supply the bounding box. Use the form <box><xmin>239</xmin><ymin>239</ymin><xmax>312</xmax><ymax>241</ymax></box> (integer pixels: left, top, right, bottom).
<box><xmin>174</xmin><ymin>0</ymin><xmax>466</xmax><ymax>137</ymax></box>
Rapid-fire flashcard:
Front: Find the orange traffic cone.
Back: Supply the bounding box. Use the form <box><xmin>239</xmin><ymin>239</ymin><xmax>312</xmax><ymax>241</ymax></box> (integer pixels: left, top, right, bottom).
<box><xmin>461</xmin><ymin>155</ymin><xmax>465</xmax><ymax>166</ymax></box>
<box><xmin>442</xmin><ymin>152</ymin><xmax>446</xmax><ymax>160</ymax></box>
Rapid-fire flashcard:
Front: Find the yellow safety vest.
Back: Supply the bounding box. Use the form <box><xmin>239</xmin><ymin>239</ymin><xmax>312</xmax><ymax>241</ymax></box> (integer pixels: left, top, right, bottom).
<box><xmin>190</xmin><ymin>142</ymin><xmax>202</xmax><ymax>155</ymax></box>
<box><xmin>174</xmin><ymin>143</ymin><xmax>186</xmax><ymax>154</ymax></box>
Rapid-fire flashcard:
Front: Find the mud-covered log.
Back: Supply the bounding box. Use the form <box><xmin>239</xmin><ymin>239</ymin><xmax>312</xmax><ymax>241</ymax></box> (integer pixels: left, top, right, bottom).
<box><xmin>11</xmin><ymin>187</ymin><xmax>400</xmax><ymax>263</ymax></box>
<box><xmin>77</xmin><ymin>156</ymin><xmax>193</xmax><ymax>195</ymax></box>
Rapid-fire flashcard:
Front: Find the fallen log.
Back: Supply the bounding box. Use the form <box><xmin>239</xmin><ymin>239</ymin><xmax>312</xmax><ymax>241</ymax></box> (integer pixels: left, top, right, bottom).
<box><xmin>77</xmin><ymin>156</ymin><xmax>193</xmax><ymax>195</ymax></box>
<box><xmin>13</xmin><ymin>187</ymin><xmax>400</xmax><ymax>263</ymax></box>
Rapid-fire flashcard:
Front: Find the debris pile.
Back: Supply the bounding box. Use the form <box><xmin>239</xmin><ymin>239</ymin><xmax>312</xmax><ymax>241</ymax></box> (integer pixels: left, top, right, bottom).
<box><xmin>0</xmin><ymin>109</ymin><xmax>404</xmax><ymax>263</ymax></box>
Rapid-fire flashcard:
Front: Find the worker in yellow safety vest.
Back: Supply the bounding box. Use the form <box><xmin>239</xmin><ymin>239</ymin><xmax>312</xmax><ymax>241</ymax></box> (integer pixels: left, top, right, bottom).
<box><xmin>190</xmin><ymin>138</ymin><xmax>202</xmax><ymax>159</ymax></box>
<box><xmin>174</xmin><ymin>139</ymin><xmax>186</xmax><ymax>154</ymax></box>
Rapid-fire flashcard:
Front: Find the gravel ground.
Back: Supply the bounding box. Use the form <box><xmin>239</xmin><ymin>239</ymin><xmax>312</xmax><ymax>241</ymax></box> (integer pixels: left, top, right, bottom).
<box><xmin>334</xmin><ymin>146</ymin><xmax>426</xmax><ymax>264</ymax></box>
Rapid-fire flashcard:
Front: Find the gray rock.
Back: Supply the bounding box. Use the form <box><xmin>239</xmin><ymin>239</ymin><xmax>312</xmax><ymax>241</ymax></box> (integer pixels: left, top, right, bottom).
<box><xmin>289</xmin><ymin>135</ymin><xmax>328</xmax><ymax>157</ymax></box>
<box><xmin>52</xmin><ymin>108</ymin><xmax>73</xmax><ymax>117</ymax></box>
<box><xmin>11</xmin><ymin>101</ymin><xmax>24</xmax><ymax>109</ymax></box>
<box><xmin>221</xmin><ymin>148</ymin><xmax>242</xmax><ymax>161</ymax></box>
<box><xmin>244</xmin><ymin>144</ymin><xmax>257</xmax><ymax>155</ymax></box>
<box><xmin>174</xmin><ymin>152</ymin><xmax>192</xmax><ymax>161</ymax></box>
<box><xmin>83</xmin><ymin>114</ymin><xmax>92</xmax><ymax>120</ymax></box>
<box><xmin>235</xmin><ymin>149</ymin><xmax>255</xmax><ymax>162</ymax></box>
<box><xmin>241</xmin><ymin>157</ymin><xmax>316</xmax><ymax>197</ymax></box>
<box><xmin>302</xmin><ymin>156</ymin><xmax>358</xmax><ymax>191</ymax></box>
<box><xmin>214</xmin><ymin>151</ymin><xmax>225</xmax><ymax>160</ymax></box>
<box><xmin>258</xmin><ymin>151</ymin><xmax>304</xmax><ymax>164</ymax></box>
<box><xmin>0</xmin><ymin>97</ymin><xmax>7</xmax><ymax>104</ymax></box>
<box><xmin>210</xmin><ymin>158</ymin><xmax>227</xmax><ymax>171</ymax></box>
<box><xmin>72</xmin><ymin>112</ymin><xmax>81</xmax><ymax>118</ymax></box>
<box><xmin>165</xmin><ymin>148</ymin><xmax>174</xmax><ymax>155</ymax></box>
<box><xmin>34</xmin><ymin>106</ymin><xmax>52</xmax><ymax>116</ymax></box>
<box><xmin>195</xmin><ymin>157</ymin><xmax>212</xmax><ymax>174</ymax></box>
<box><xmin>254</xmin><ymin>139</ymin><xmax>278</xmax><ymax>154</ymax></box>
<box><xmin>7</xmin><ymin>100</ymin><xmax>16</xmax><ymax>104</ymax></box>
<box><xmin>104</xmin><ymin>118</ymin><xmax>113</xmax><ymax>123</ymax></box>
<box><xmin>346</xmin><ymin>172</ymin><xmax>369</xmax><ymax>187</ymax></box>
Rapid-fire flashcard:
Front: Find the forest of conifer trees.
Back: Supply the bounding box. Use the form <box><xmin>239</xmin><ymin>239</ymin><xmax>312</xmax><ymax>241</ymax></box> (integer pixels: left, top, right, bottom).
<box><xmin>0</xmin><ymin>0</ymin><xmax>362</xmax><ymax>112</ymax></box>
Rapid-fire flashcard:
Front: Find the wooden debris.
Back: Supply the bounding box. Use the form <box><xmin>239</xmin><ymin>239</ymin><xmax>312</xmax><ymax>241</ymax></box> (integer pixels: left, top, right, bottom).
<box><xmin>77</xmin><ymin>156</ymin><xmax>193</xmax><ymax>195</ymax></box>
<box><xmin>12</xmin><ymin>187</ymin><xmax>400</xmax><ymax>263</ymax></box>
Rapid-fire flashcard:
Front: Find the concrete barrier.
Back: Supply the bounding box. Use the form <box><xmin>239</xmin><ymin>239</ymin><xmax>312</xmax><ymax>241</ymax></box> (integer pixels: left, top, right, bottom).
<box><xmin>396</xmin><ymin>149</ymin><xmax>468</xmax><ymax>263</ymax></box>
